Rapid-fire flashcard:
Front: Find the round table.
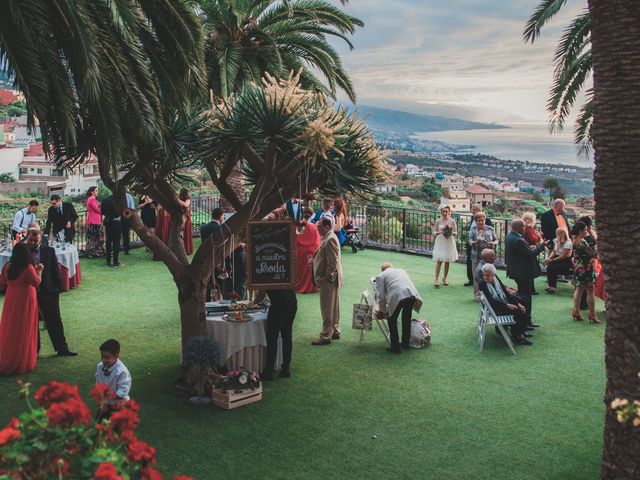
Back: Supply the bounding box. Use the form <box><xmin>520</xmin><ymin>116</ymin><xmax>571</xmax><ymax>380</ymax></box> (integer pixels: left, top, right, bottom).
<box><xmin>205</xmin><ymin>310</ymin><xmax>282</xmax><ymax>373</ymax></box>
<box><xmin>0</xmin><ymin>244</ymin><xmax>82</xmax><ymax>292</ymax></box>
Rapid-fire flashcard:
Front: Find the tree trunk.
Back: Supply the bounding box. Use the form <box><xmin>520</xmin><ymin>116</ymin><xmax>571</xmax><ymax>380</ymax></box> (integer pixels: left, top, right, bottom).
<box><xmin>220</xmin><ymin>165</ymin><xmax>245</xmax><ymax>212</ymax></box>
<box><xmin>589</xmin><ymin>1</ymin><xmax>640</xmax><ymax>477</ymax></box>
<box><xmin>177</xmin><ymin>269</ymin><xmax>208</xmax><ymax>347</ymax></box>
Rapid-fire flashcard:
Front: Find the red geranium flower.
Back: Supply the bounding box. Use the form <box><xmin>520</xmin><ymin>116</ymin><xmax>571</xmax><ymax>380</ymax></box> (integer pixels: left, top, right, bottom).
<box><xmin>119</xmin><ymin>429</ymin><xmax>138</xmax><ymax>446</ymax></box>
<box><xmin>46</xmin><ymin>397</ymin><xmax>91</xmax><ymax>427</ymax></box>
<box><xmin>128</xmin><ymin>440</ymin><xmax>156</xmax><ymax>465</ymax></box>
<box><xmin>34</xmin><ymin>381</ymin><xmax>81</xmax><ymax>408</ymax></box>
<box><xmin>94</xmin><ymin>462</ymin><xmax>122</xmax><ymax>480</ymax></box>
<box><xmin>110</xmin><ymin>407</ymin><xmax>140</xmax><ymax>433</ymax></box>
<box><xmin>4</xmin><ymin>418</ymin><xmax>19</xmax><ymax>429</ymax></box>
<box><xmin>96</xmin><ymin>422</ymin><xmax>117</xmax><ymax>443</ymax></box>
<box><xmin>0</xmin><ymin>426</ymin><xmax>20</xmax><ymax>446</ymax></box>
<box><xmin>91</xmin><ymin>384</ymin><xmax>116</xmax><ymax>404</ymax></box>
<box><xmin>141</xmin><ymin>466</ymin><xmax>163</xmax><ymax>480</ymax></box>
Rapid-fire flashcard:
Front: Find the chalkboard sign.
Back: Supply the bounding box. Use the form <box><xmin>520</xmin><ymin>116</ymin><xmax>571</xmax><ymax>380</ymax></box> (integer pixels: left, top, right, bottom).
<box><xmin>246</xmin><ymin>221</ymin><xmax>295</xmax><ymax>289</ymax></box>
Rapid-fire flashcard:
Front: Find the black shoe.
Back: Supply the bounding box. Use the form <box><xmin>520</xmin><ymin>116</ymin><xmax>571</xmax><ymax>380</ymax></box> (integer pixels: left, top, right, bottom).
<box><xmin>523</xmin><ymin>331</ymin><xmax>533</xmax><ymax>337</ymax></box>
<box><xmin>529</xmin><ymin>323</ymin><xmax>540</xmax><ymax>328</ymax></box>
<box><xmin>261</xmin><ymin>371</ymin><xmax>275</xmax><ymax>381</ymax></box>
<box><xmin>463</xmin><ymin>281</ymin><xmax>473</xmax><ymax>287</ymax></box>
<box><xmin>280</xmin><ymin>367</ymin><xmax>291</xmax><ymax>378</ymax></box>
<box><xmin>57</xmin><ymin>349</ymin><xmax>78</xmax><ymax>357</ymax></box>
<box><xmin>531</xmin><ymin>291</ymin><xmax>539</xmax><ymax>295</ymax></box>
<box><xmin>513</xmin><ymin>336</ymin><xmax>532</xmax><ymax>346</ymax></box>
<box><xmin>386</xmin><ymin>346</ymin><xmax>402</xmax><ymax>354</ymax></box>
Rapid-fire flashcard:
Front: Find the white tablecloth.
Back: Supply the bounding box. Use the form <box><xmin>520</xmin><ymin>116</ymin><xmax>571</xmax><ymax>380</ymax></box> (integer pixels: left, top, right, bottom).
<box><xmin>205</xmin><ymin>310</ymin><xmax>282</xmax><ymax>372</ymax></box>
<box><xmin>0</xmin><ymin>244</ymin><xmax>79</xmax><ymax>278</ymax></box>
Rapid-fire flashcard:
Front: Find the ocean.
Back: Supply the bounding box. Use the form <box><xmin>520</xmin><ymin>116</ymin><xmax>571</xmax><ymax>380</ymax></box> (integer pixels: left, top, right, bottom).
<box><xmin>415</xmin><ymin>123</ymin><xmax>594</xmax><ymax>167</ymax></box>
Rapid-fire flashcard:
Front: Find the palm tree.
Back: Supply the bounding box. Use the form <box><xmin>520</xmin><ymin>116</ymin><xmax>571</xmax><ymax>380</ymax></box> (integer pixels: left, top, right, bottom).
<box><xmin>0</xmin><ymin>0</ymin><xmax>205</xmax><ymax>178</ymax></box>
<box><xmin>588</xmin><ymin>1</ymin><xmax>640</xmax><ymax>476</ymax></box>
<box><xmin>524</xmin><ymin>1</ymin><xmax>593</xmax><ymax>156</ymax></box>
<box><xmin>197</xmin><ymin>0</ymin><xmax>363</xmax><ymax>102</ymax></box>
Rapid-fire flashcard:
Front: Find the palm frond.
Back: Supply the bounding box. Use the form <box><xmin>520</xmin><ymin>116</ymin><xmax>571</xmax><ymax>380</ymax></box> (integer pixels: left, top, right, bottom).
<box><xmin>524</xmin><ymin>0</ymin><xmax>568</xmax><ymax>43</ymax></box>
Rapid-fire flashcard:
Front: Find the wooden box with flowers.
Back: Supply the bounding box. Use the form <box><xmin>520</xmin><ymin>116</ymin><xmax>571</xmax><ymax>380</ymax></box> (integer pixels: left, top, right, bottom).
<box><xmin>211</xmin><ymin>370</ymin><xmax>262</xmax><ymax>410</ymax></box>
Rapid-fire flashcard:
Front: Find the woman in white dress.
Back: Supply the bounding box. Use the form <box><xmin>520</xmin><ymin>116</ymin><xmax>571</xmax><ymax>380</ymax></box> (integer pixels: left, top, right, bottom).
<box><xmin>431</xmin><ymin>205</ymin><xmax>458</xmax><ymax>287</ymax></box>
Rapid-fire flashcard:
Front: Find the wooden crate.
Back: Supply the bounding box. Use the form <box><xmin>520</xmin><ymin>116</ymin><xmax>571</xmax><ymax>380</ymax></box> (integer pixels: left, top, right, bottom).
<box><xmin>211</xmin><ymin>384</ymin><xmax>262</xmax><ymax>410</ymax></box>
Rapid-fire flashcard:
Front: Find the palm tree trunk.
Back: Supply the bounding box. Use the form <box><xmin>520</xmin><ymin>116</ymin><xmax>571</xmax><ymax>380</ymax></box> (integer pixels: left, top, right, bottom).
<box><xmin>589</xmin><ymin>1</ymin><xmax>640</xmax><ymax>477</ymax></box>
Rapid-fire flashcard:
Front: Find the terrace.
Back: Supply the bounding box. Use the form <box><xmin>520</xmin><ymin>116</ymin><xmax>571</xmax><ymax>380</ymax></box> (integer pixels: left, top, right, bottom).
<box><xmin>0</xmin><ymin>244</ymin><xmax>605</xmax><ymax>479</ymax></box>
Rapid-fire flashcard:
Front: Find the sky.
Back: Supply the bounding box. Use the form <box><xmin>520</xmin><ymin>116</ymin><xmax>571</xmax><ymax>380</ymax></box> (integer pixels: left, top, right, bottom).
<box><xmin>332</xmin><ymin>0</ymin><xmax>588</xmax><ymax>123</ymax></box>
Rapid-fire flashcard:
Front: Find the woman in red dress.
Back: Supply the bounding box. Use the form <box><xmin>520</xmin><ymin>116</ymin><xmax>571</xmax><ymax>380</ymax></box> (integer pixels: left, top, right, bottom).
<box><xmin>178</xmin><ymin>188</ymin><xmax>193</xmax><ymax>255</ymax></box>
<box><xmin>153</xmin><ymin>205</ymin><xmax>170</xmax><ymax>261</ymax></box>
<box><xmin>522</xmin><ymin>212</ymin><xmax>543</xmax><ymax>294</ymax></box>
<box><xmin>295</xmin><ymin>208</ymin><xmax>321</xmax><ymax>293</ymax></box>
<box><xmin>0</xmin><ymin>243</ymin><xmax>43</xmax><ymax>375</ymax></box>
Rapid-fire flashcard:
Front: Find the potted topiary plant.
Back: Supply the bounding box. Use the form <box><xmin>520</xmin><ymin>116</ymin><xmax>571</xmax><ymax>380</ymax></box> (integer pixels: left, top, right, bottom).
<box><xmin>182</xmin><ymin>336</ymin><xmax>222</xmax><ymax>404</ymax></box>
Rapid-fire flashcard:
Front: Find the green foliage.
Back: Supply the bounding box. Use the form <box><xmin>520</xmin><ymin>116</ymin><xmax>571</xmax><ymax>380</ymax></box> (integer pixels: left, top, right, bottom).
<box><xmin>6</xmin><ymin>101</ymin><xmax>26</xmax><ymax>117</ymax></box>
<box><xmin>183</xmin><ymin>336</ymin><xmax>222</xmax><ymax>369</ymax></box>
<box><xmin>531</xmin><ymin>191</ymin><xmax>544</xmax><ymax>203</ymax></box>
<box><xmin>197</xmin><ymin>0</ymin><xmax>362</xmax><ymax>101</ymax></box>
<box><xmin>421</xmin><ymin>178</ymin><xmax>443</xmax><ymax>202</ymax></box>
<box><xmin>0</xmin><ymin>173</ymin><xmax>15</xmax><ymax>183</ymax></box>
<box><xmin>366</xmin><ymin>215</ymin><xmax>402</xmax><ymax>244</ymax></box>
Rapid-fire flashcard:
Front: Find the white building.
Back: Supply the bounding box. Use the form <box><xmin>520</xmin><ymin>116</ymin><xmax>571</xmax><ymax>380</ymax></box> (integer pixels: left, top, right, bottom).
<box><xmin>440</xmin><ymin>191</ymin><xmax>470</xmax><ymax>212</ymax></box>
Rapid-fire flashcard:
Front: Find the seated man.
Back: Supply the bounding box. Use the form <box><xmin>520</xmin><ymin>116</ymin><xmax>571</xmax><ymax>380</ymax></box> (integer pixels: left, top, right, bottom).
<box><xmin>374</xmin><ymin>263</ymin><xmax>423</xmax><ymax>354</ymax></box>
<box><xmin>477</xmin><ymin>263</ymin><xmax>531</xmax><ymax>346</ymax></box>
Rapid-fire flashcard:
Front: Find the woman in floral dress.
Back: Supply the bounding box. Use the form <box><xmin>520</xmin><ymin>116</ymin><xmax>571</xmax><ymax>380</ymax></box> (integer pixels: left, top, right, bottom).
<box><xmin>571</xmin><ymin>221</ymin><xmax>600</xmax><ymax>323</ymax></box>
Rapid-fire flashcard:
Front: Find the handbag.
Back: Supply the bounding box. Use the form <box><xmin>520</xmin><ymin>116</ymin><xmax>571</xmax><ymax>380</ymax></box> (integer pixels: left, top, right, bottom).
<box><xmin>352</xmin><ymin>303</ymin><xmax>373</xmax><ymax>330</ymax></box>
<box><xmin>409</xmin><ymin>319</ymin><xmax>432</xmax><ymax>348</ymax></box>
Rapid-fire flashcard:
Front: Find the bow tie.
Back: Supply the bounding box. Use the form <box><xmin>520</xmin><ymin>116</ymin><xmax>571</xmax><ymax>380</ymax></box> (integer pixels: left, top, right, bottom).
<box><xmin>102</xmin><ymin>366</ymin><xmax>113</xmax><ymax>376</ymax></box>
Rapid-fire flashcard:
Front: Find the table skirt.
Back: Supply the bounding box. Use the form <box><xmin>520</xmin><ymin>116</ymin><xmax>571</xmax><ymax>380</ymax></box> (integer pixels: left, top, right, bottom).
<box><xmin>59</xmin><ymin>263</ymin><xmax>81</xmax><ymax>291</ymax></box>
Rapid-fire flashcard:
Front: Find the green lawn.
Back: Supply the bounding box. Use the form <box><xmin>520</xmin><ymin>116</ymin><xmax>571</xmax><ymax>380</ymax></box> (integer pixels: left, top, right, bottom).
<box><xmin>0</xmin><ymin>246</ymin><xmax>605</xmax><ymax>479</ymax></box>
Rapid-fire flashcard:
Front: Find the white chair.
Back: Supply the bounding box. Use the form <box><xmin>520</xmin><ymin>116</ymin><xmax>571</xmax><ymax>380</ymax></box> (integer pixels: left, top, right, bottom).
<box><xmin>477</xmin><ymin>292</ymin><xmax>517</xmax><ymax>355</ymax></box>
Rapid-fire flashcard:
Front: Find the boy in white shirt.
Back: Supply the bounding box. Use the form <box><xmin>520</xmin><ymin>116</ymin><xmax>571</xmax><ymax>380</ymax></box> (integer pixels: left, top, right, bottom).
<box><xmin>95</xmin><ymin>339</ymin><xmax>132</xmax><ymax>420</ymax></box>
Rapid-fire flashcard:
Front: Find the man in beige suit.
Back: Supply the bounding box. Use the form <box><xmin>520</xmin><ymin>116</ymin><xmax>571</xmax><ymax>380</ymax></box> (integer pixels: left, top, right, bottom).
<box><xmin>312</xmin><ymin>217</ymin><xmax>344</xmax><ymax>345</ymax></box>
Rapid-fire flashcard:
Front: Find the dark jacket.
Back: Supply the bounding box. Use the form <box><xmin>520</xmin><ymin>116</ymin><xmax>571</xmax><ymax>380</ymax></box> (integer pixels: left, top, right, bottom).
<box><xmin>505</xmin><ymin>231</ymin><xmax>545</xmax><ymax>281</ymax></box>
<box><xmin>540</xmin><ymin>209</ymin><xmax>570</xmax><ymax>241</ymax></box>
<box><xmin>45</xmin><ymin>202</ymin><xmax>78</xmax><ymax>242</ymax></box>
<box><xmin>200</xmin><ymin>220</ymin><xmax>222</xmax><ymax>242</ymax></box>
<box><xmin>37</xmin><ymin>245</ymin><xmax>62</xmax><ymax>294</ymax></box>
<box><xmin>285</xmin><ymin>200</ymin><xmax>303</xmax><ymax>221</ymax></box>
<box><xmin>479</xmin><ymin>276</ymin><xmax>519</xmax><ymax>315</ymax></box>
<box><xmin>100</xmin><ymin>196</ymin><xmax>121</xmax><ymax>225</ymax></box>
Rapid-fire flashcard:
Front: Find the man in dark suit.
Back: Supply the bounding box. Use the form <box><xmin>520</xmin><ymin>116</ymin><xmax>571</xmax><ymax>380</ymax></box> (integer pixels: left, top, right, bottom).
<box><xmin>27</xmin><ymin>229</ymin><xmax>77</xmax><ymax>356</ymax></box>
<box><xmin>540</xmin><ymin>198</ymin><xmax>571</xmax><ymax>243</ymax></box>
<box><xmin>45</xmin><ymin>194</ymin><xmax>78</xmax><ymax>243</ymax></box>
<box><xmin>285</xmin><ymin>196</ymin><xmax>303</xmax><ymax>222</ymax></box>
<box><xmin>505</xmin><ymin>219</ymin><xmax>545</xmax><ymax>319</ymax></box>
<box><xmin>465</xmin><ymin>204</ymin><xmax>492</xmax><ymax>287</ymax></box>
<box><xmin>200</xmin><ymin>208</ymin><xmax>224</xmax><ymax>241</ymax></box>
<box><xmin>101</xmin><ymin>194</ymin><xmax>124</xmax><ymax>267</ymax></box>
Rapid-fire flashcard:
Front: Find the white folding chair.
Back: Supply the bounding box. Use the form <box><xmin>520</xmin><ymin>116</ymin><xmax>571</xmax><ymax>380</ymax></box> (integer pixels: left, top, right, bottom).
<box><xmin>477</xmin><ymin>293</ymin><xmax>517</xmax><ymax>355</ymax></box>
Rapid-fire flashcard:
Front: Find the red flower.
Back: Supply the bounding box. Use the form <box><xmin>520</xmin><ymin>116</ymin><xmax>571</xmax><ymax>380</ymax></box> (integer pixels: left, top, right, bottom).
<box><xmin>110</xmin><ymin>407</ymin><xmax>140</xmax><ymax>433</ymax></box>
<box><xmin>227</xmin><ymin>291</ymin><xmax>239</xmax><ymax>299</ymax></box>
<box><xmin>96</xmin><ymin>423</ymin><xmax>117</xmax><ymax>443</ymax></box>
<box><xmin>0</xmin><ymin>426</ymin><xmax>20</xmax><ymax>446</ymax></box>
<box><xmin>34</xmin><ymin>381</ymin><xmax>80</xmax><ymax>408</ymax></box>
<box><xmin>46</xmin><ymin>397</ymin><xmax>91</xmax><ymax>427</ymax></box>
<box><xmin>51</xmin><ymin>457</ymin><xmax>69</xmax><ymax>477</ymax></box>
<box><xmin>119</xmin><ymin>429</ymin><xmax>138</xmax><ymax>446</ymax></box>
<box><xmin>94</xmin><ymin>462</ymin><xmax>122</xmax><ymax>480</ymax></box>
<box><xmin>91</xmin><ymin>384</ymin><xmax>116</xmax><ymax>404</ymax></box>
<box><xmin>4</xmin><ymin>418</ymin><xmax>19</xmax><ymax>429</ymax></box>
<box><xmin>141</xmin><ymin>467</ymin><xmax>163</xmax><ymax>480</ymax></box>
<box><xmin>128</xmin><ymin>440</ymin><xmax>156</xmax><ymax>465</ymax></box>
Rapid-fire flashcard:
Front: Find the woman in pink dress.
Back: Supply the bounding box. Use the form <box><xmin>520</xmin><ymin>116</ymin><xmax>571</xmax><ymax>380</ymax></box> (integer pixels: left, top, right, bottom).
<box><xmin>85</xmin><ymin>186</ymin><xmax>105</xmax><ymax>258</ymax></box>
<box><xmin>295</xmin><ymin>208</ymin><xmax>321</xmax><ymax>293</ymax></box>
<box><xmin>0</xmin><ymin>243</ymin><xmax>43</xmax><ymax>375</ymax></box>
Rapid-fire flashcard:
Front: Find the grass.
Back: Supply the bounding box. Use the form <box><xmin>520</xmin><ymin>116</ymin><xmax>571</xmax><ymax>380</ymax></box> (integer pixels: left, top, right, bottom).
<box><xmin>0</xmin><ymin>245</ymin><xmax>605</xmax><ymax>479</ymax></box>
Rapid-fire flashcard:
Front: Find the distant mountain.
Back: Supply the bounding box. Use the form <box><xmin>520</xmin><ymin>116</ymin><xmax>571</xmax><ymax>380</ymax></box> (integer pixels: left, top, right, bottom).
<box><xmin>351</xmin><ymin>104</ymin><xmax>507</xmax><ymax>134</ymax></box>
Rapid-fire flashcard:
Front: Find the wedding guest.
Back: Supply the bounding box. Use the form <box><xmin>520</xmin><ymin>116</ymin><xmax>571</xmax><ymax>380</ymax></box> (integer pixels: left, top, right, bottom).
<box><xmin>100</xmin><ymin>194</ymin><xmax>124</xmax><ymax>268</ymax></box>
<box><xmin>12</xmin><ymin>200</ymin><xmax>38</xmax><ymax>240</ymax></box>
<box><xmin>45</xmin><ymin>194</ymin><xmax>78</xmax><ymax>243</ymax></box>
<box><xmin>311</xmin><ymin>198</ymin><xmax>334</xmax><ymax>225</ymax></box>
<box><xmin>522</xmin><ymin>212</ymin><xmax>542</xmax><ymax>294</ymax></box>
<box><xmin>285</xmin><ymin>195</ymin><xmax>303</xmax><ymax>222</ymax></box>
<box><xmin>86</xmin><ymin>187</ymin><xmax>105</xmax><ymax>258</ymax></box>
<box><xmin>478</xmin><ymin>263</ymin><xmax>531</xmax><ymax>346</ymax></box>
<box><xmin>432</xmin><ymin>205</ymin><xmax>458</xmax><ymax>288</ymax></box>
<box><xmin>260</xmin><ymin>289</ymin><xmax>297</xmax><ymax>380</ymax></box>
<box><xmin>540</xmin><ymin>198</ymin><xmax>571</xmax><ymax>246</ymax></box>
<box><xmin>95</xmin><ymin>339</ymin><xmax>132</xmax><ymax>421</ymax></box>
<box><xmin>464</xmin><ymin>204</ymin><xmax>492</xmax><ymax>287</ymax></box>
<box><xmin>475</xmin><ymin>248</ymin><xmax>496</xmax><ymax>286</ymax></box>
<box><xmin>0</xmin><ymin>243</ymin><xmax>43</xmax><ymax>374</ymax></box>
<box><xmin>468</xmin><ymin>211</ymin><xmax>498</xmax><ymax>299</ymax></box>
<box><xmin>374</xmin><ymin>263</ymin><xmax>423</xmax><ymax>354</ymax></box>
<box><xmin>178</xmin><ymin>188</ymin><xmax>193</xmax><ymax>255</ymax></box>
<box><xmin>295</xmin><ymin>208</ymin><xmax>321</xmax><ymax>294</ymax></box>
<box><xmin>155</xmin><ymin>205</ymin><xmax>170</xmax><ymax>244</ymax></box>
<box><xmin>138</xmin><ymin>196</ymin><xmax>157</xmax><ymax>251</ymax></box>
<box><xmin>577</xmin><ymin>215</ymin><xmax>597</xmax><ymax>309</ymax></box>
<box><xmin>311</xmin><ymin>218</ymin><xmax>344</xmax><ymax>345</ymax></box>
<box><xmin>27</xmin><ymin>229</ymin><xmax>77</xmax><ymax>356</ymax></box>
<box><xmin>333</xmin><ymin>198</ymin><xmax>348</xmax><ymax>247</ymax></box>
<box><xmin>201</xmin><ymin>208</ymin><xmax>224</xmax><ymax>302</ymax></box>
<box><xmin>544</xmin><ymin>227</ymin><xmax>573</xmax><ymax>293</ymax></box>
<box><xmin>570</xmin><ymin>222</ymin><xmax>601</xmax><ymax>323</ymax></box>
<box><xmin>120</xmin><ymin>192</ymin><xmax>136</xmax><ymax>256</ymax></box>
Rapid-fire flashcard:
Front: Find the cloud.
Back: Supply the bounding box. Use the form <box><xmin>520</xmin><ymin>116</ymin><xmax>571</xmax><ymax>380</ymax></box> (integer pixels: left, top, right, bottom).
<box><xmin>332</xmin><ymin>0</ymin><xmax>587</xmax><ymax>121</ymax></box>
